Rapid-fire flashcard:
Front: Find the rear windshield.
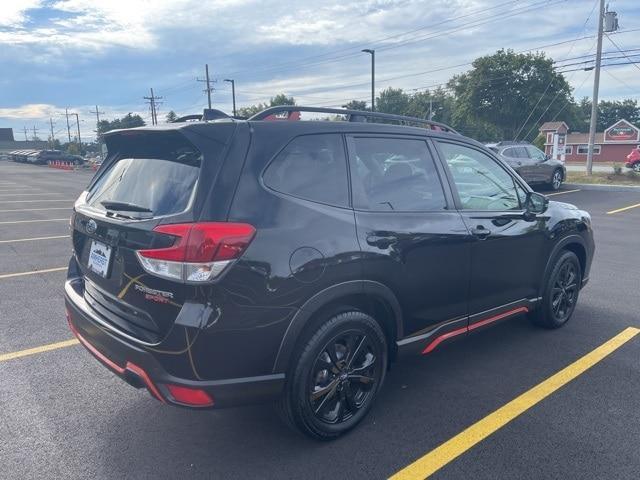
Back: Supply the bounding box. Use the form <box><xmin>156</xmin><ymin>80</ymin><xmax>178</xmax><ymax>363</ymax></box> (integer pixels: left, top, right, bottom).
<box><xmin>87</xmin><ymin>143</ymin><xmax>201</xmax><ymax>217</ymax></box>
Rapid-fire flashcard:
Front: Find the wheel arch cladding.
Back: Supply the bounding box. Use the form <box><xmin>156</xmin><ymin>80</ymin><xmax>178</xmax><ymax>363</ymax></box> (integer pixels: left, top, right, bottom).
<box><xmin>539</xmin><ymin>235</ymin><xmax>587</xmax><ymax>298</ymax></box>
<box><xmin>272</xmin><ymin>280</ymin><xmax>403</xmax><ymax>373</ymax></box>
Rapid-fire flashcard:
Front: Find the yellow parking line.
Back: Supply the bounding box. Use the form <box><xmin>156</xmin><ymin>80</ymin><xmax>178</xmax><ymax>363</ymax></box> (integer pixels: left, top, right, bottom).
<box><xmin>0</xmin><ymin>207</ymin><xmax>70</xmax><ymax>213</ymax></box>
<box><xmin>546</xmin><ymin>189</ymin><xmax>581</xmax><ymax>197</ymax></box>
<box><xmin>607</xmin><ymin>203</ymin><xmax>640</xmax><ymax>215</ymax></box>
<box><xmin>0</xmin><ymin>235</ymin><xmax>69</xmax><ymax>244</ymax></box>
<box><xmin>390</xmin><ymin>327</ymin><xmax>640</xmax><ymax>480</ymax></box>
<box><xmin>0</xmin><ymin>339</ymin><xmax>79</xmax><ymax>363</ymax></box>
<box><xmin>0</xmin><ymin>218</ymin><xmax>67</xmax><ymax>225</ymax></box>
<box><xmin>0</xmin><ymin>267</ymin><xmax>67</xmax><ymax>279</ymax></box>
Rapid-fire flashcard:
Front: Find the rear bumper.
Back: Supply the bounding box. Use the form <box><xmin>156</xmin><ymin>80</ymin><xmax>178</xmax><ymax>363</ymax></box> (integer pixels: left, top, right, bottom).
<box><xmin>64</xmin><ymin>277</ymin><xmax>285</xmax><ymax>408</ymax></box>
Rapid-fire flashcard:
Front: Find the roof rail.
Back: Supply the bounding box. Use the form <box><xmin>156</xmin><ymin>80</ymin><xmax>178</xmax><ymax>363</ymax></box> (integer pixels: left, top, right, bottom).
<box><xmin>248</xmin><ymin>106</ymin><xmax>459</xmax><ymax>134</ymax></box>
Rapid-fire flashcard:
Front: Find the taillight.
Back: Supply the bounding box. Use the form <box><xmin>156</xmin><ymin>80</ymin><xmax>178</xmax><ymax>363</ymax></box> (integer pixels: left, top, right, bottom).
<box><xmin>136</xmin><ymin>222</ymin><xmax>255</xmax><ymax>283</ymax></box>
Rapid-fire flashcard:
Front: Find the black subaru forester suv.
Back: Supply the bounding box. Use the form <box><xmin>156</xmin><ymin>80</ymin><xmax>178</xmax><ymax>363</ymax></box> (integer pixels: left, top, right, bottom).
<box><xmin>65</xmin><ymin>106</ymin><xmax>594</xmax><ymax>439</ymax></box>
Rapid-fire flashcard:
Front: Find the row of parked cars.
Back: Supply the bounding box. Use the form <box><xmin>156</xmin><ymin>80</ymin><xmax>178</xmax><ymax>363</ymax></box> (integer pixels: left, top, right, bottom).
<box><xmin>8</xmin><ymin>149</ymin><xmax>85</xmax><ymax>165</ymax></box>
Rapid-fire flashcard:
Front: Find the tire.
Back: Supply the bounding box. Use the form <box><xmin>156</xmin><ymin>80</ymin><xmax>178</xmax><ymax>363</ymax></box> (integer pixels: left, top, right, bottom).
<box><xmin>549</xmin><ymin>169</ymin><xmax>563</xmax><ymax>191</ymax></box>
<box><xmin>278</xmin><ymin>310</ymin><xmax>387</xmax><ymax>440</ymax></box>
<box><xmin>633</xmin><ymin>162</ymin><xmax>640</xmax><ymax>173</ymax></box>
<box><xmin>530</xmin><ymin>250</ymin><xmax>581</xmax><ymax>329</ymax></box>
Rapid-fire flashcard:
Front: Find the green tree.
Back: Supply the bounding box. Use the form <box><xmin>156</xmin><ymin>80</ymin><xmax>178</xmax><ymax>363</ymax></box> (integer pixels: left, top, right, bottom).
<box><xmin>66</xmin><ymin>142</ymin><xmax>81</xmax><ymax>155</ymax></box>
<box><xmin>342</xmin><ymin>100</ymin><xmax>368</xmax><ymax>111</ymax></box>
<box><xmin>97</xmin><ymin>113</ymin><xmax>145</xmax><ymax>135</ymax></box>
<box><xmin>449</xmin><ymin>49</ymin><xmax>574</xmax><ymax>141</ymax></box>
<box><xmin>405</xmin><ymin>88</ymin><xmax>455</xmax><ymax>124</ymax></box>
<box><xmin>270</xmin><ymin>94</ymin><xmax>296</xmax><ymax>106</ymax></box>
<box><xmin>598</xmin><ymin>99</ymin><xmax>640</xmax><ymax>130</ymax></box>
<box><xmin>165</xmin><ymin>110</ymin><xmax>178</xmax><ymax>123</ymax></box>
<box><xmin>236</xmin><ymin>102</ymin><xmax>268</xmax><ymax>118</ymax></box>
<box><xmin>533</xmin><ymin>133</ymin><xmax>546</xmax><ymax>151</ymax></box>
<box><xmin>376</xmin><ymin>87</ymin><xmax>410</xmax><ymax>115</ymax></box>
<box><xmin>236</xmin><ymin>94</ymin><xmax>296</xmax><ymax>118</ymax></box>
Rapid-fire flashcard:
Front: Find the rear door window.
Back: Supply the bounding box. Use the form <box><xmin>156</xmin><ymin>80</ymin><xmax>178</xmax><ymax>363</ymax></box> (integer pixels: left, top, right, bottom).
<box><xmin>263</xmin><ymin>134</ymin><xmax>349</xmax><ymax>207</ymax></box>
<box><xmin>348</xmin><ymin>136</ymin><xmax>446</xmax><ymax>211</ymax></box>
<box><xmin>87</xmin><ymin>137</ymin><xmax>201</xmax><ymax>217</ymax></box>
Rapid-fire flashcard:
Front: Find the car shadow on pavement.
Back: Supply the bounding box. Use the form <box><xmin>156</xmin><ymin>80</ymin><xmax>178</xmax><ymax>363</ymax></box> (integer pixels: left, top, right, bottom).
<box><xmin>97</xmin><ymin>316</ymin><xmax>584</xmax><ymax>479</ymax></box>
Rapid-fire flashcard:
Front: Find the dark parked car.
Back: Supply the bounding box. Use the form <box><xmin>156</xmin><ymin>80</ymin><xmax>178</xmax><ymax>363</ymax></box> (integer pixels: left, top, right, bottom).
<box><xmin>65</xmin><ymin>107</ymin><xmax>594</xmax><ymax>439</ymax></box>
<box><xmin>487</xmin><ymin>142</ymin><xmax>566</xmax><ymax>190</ymax></box>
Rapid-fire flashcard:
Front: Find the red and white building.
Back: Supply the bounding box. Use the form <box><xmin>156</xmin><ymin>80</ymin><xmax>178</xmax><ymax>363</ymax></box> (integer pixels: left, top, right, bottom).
<box><xmin>540</xmin><ymin>119</ymin><xmax>640</xmax><ymax>163</ymax></box>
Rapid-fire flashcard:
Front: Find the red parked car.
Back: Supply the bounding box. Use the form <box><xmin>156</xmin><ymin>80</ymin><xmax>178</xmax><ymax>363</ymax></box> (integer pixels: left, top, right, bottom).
<box><xmin>625</xmin><ymin>147</ymin><xmax>640</xmax><ymax>172</ymax></box>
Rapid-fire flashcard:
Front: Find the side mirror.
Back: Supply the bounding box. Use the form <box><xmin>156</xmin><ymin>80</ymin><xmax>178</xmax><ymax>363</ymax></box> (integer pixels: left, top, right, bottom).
<box><xmin>524</xmin><ymin>191</ymin><xmax>549</xmax><ymax>219</ymax></box>
<box><xmin>545</xmin><ymin>154</ymin><xmax>551</xmax><ymax>161</ymax></box>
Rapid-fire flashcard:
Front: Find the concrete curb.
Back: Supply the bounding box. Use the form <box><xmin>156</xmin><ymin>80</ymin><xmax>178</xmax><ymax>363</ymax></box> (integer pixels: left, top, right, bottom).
<box><xmin>564</xmin><ymin>183</ymin><xmax>640</xmax><ymax>192</ymax></box>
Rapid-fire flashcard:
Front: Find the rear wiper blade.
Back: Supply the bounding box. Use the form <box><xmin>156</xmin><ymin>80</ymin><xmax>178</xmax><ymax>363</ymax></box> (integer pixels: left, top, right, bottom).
<box><xmin>100</xmin><ymin>201</ymin><xmax>152</xmax><ymax>213</ymax></box>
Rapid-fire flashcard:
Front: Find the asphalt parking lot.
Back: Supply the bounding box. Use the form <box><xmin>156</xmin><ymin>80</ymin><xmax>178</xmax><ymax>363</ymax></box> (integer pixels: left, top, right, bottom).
<box><xmin>1</xmin><ymin>161</ymin><xmax>639</xmax><ymax>479</ymax></box>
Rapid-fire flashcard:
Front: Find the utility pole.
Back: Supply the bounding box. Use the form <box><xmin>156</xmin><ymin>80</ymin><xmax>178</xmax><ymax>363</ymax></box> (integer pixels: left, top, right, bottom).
<box><xmin>429</xmin><ymin>98</ymin><xmax>434</xmax><ymax>120</ymax></box>
<box><xmin>65</xmin><ymin>108</ymin><xmax>72</xmax><ymax>143</ymax></box>
<box><xmin>32</xmin><ymin>126</ymin><xmax>39</xmax><ymax>141</ymax></box>
<box><xmin>89</xmin><ymin>105</ymin><xmax>104</xmax><ymax>138</ymax></box>
<box><xmin>73</xmin><ymin>113</ymin><xmax>82</xmax><ymax>146</ymax></box>
<box><xmin>49</xmin><ymin>118</ymin><xmax>55</xmax><ymax>148</ymax></box>
<box><xmin>224</xmin><ymin>79</ymin><xmax>236</xmax><ymax>116</ymax></box>
<box><xmin>144</xmin><ymin>88</ymin><xmax>163</xmax><ymax>125</ymax></box>
<box><xmin>90</xmin><ymin>105</ymin><xmax>105</xmax><ymax>156</ymax></box>
<box><xmin>362</xmin><ymin>49</ymin><xmax>375</xmax><ymax>112</ymax></box>
<box><xmin>586</xmin><ymin>0</ymin><xmax>605</xmax><ymax>176</ymax></box>
<box><xmin>23</xmin><ymin>126</ymin><xmax>28</xmax><ymax>141</ymax></box>
<box><xmin>197</xmin><ymin>64</ymin><xmax>215</xmax><ymax>109</ymax></box>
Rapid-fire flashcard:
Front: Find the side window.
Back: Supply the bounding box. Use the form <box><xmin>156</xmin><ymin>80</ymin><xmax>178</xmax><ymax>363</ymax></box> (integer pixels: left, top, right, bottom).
<box><xmin>437</xmin><ymin>142</ymin><xmax>522</xmax><ymax>211</ymax></box>
<box><xmin>501</xmin><ymin>147</ymin><xmax>517</xmax><ymax>158</ymax></box>
<box><xmin>526</xmin><ymin>146</ymin><xmax>547</xmax><ymax>162</ymax></box>
<box><xmin>263</xmin><ymin>134</ymin><xmax>348</xmax><ymax>207</ymax></box>
<box><xmin>349</xmin><ymin>137</ymin><xmax>447</xmax><ymax>211</ymax></box>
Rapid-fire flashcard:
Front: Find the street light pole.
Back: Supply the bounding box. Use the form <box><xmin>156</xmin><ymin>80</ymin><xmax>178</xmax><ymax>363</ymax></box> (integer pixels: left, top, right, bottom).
<box><xmin>224</xmin><ymin>79</ymin><xmax>236</xmax><ymax>117</ymax></box>
<box><xmin>586</xmin><ymin>0</ymin><xmax>605</xmax><ymax>176</ymax></box>
<box><xmin>362</xmin><ymin>49</ymin><xmax>375</xmax><ymax>112</ymax></box>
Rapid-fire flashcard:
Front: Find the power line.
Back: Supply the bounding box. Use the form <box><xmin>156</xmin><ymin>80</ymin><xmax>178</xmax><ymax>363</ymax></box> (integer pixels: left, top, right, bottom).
<box><xmin>513</xmin><ymin>0</ymin><xmax>599</xmax><ymax>140</ymax></box>
<box><xmin>220</xmin><ymin>0</ymin><xmax>526</xmax><ymax>79</ymax></box>
<box><xmin>605</xmin><ymin>33</ymin><xmax>640</xmax><ymax>73</ymax></box>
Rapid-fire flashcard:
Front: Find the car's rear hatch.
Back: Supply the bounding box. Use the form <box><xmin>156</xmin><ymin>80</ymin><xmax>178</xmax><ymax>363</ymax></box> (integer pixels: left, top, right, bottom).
<box><xmin>72</xmin><ymin>124</ymin><xmax>236</xmax><ymax>344</ymax></box>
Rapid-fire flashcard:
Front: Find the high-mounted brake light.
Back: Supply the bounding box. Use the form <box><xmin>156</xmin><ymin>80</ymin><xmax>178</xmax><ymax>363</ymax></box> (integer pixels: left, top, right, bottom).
<box><xmin>136</xmin><ymin>222</ymin><xmax>255</xmax><ymax>283</ymax></box>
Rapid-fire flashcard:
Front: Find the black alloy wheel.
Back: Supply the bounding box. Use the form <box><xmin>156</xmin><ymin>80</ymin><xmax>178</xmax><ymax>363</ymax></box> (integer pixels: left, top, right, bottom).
<box><xmin>279</xmin><ymin>310</ymin><xmax>387</xmax><ymax>440</ymax></box>
<box><xmin>550</xmin><ymin>260</ymin><xmax>579</xmax><ymax>322</ymax></box>
<box><xmin>309</xmin><ymin>330</ymin><xmax>379</xmax><ymax>424</ymax></box>
<box><xmin>531</xmin><ymin>250</ymin><xmax>581</xmax><ymax>329</ymax></box>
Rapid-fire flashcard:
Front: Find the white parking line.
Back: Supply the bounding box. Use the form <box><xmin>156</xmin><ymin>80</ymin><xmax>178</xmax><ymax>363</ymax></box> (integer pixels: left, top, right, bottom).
<box><xmin>0</xmin><ymin>193</ymin><xmax>61</xmax><ymax>197</ymax></box>
<box><xmin>0</xmin><ymin>267</ymin><xmax>67</xmax><ymax>280</ymax></box>
<box><xmin>0</xmin><ymin>207</ymin><xmax>70</xmax><ymax>213</ymax></box>
<box><xmin>0</xmin><ymin>235</ymin><xmax>69</xmax><ymax>244</ymax></box>
<box><xmin>1</xmin><ymin>199</ymin><xmax>74</xmax><ymax>203</ymax></box>
<box><xmin>0</xmin><ymin>218</ymin><xmax>68</xmax><ymax>225</ymax></box>
<box><xmin>546</xmin><ymin>189</ymin><xmax>581</xmax><ymax>197</ymax></box>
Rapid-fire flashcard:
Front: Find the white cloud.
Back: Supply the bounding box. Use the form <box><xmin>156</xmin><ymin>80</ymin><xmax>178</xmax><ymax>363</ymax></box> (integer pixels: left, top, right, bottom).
<box><xmin>0</xmin><ymin>0</ymin><xmax>42</xmax><ymax>27</ymax></box>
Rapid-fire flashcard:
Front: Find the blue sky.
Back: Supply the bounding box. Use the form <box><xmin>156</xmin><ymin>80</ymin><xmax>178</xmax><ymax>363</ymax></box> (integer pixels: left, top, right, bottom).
<box><xmin>1</xmin><ymin>0</ymin><xmax>639</xmax><ymax>142</ymax></box>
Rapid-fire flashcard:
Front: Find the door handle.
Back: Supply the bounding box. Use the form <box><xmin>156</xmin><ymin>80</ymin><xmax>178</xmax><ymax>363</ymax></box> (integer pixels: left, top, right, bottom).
<box><xmin>471</xmin><ymin>226</ymin><xmax>491</xmax><ymax>240</ymax></box>
<box><xmin>366</xmin><ymin>235</ymin><xmax>396</xmax><ymax>249</ymax></box>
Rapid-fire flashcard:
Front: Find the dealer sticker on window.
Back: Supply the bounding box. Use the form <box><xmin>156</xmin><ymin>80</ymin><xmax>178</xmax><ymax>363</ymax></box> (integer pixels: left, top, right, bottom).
<box><xmin>88</xmin><ymin>240</ymin><xmax>112</xmax><ymax>277</ymax></box>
